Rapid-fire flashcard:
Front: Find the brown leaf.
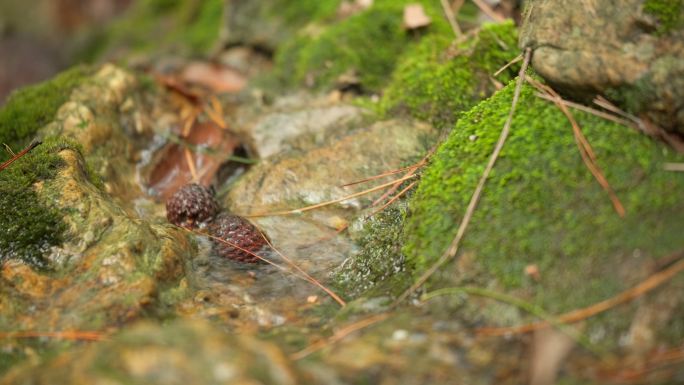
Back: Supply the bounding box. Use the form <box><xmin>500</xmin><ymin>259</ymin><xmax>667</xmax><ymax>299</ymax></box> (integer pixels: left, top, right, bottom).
<box><xmin>146</xmin><ymin>121</ymin><xmax>240</xmax><ymax>199</ymax></box>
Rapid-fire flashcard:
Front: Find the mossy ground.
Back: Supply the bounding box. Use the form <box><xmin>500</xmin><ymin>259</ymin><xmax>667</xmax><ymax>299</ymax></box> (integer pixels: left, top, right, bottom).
<box><xmin>380</xmin><ymin>21</ymin><xmax>520</xmax><ymax>129</ymax></box>
<box><xmin>400</xmin><ymin>79</ymin><xmax>684</xmax><ymax>345</ymax></box>
<box><xmin>272</xmin><ymin>0</ymin><xmax>452</xmax><ymax>92</ymax></box>
<box><xmin>0</xmin><ymin>66</ymin><xmax>89</xmax><ymax>161</ymax></box>
<box><xmin>0</xmin><ymin>137</ymin><xmax>87</xmax><ymax>268</ymax></box>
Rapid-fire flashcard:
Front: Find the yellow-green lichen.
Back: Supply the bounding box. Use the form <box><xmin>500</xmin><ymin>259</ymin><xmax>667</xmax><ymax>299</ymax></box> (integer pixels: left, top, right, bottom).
<box><xmin>381</xmin><ymin>21</ymin><xmax>519</xmax><ymax>129</ymax></box>
<box><xmin>0</xmin><ymin>137</ymin><xmax>86</xmax><ymax>268</ymax></box>
<box><xmin>403</xmin><ymin>79</ymin><xmax>684</xmax><ymax>318</ymax></box>
<box><xmin>273</xmin><ymin>1</ymin><xmax>452</xmax><ymax>92</ymax></box>
<box><xmin>0</xmin><ymin>66</ymin><xmax>89</xmax><ymax>161</ymax></box>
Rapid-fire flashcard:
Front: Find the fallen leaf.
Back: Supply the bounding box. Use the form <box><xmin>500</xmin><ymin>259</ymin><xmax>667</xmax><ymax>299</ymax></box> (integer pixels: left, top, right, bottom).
<box><xmin>403</xmin><ymin>4</ymin><xmax>431</xmax><ymax>30</ymax></box>
<box><xmin>146</xmin><ymin>121</ymin><xmax>240</xmax><ymax>199</ymax></box>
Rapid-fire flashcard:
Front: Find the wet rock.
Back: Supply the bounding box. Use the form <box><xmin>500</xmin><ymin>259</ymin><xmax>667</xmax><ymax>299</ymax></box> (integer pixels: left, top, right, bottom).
<box><xmin>520</xmin><ymin>0</ymin><xmax>684</xmax><ymax>136</ymax></box>
<box><xmin>1</xmin><ymin>320</ymin><xmax>301</xmax><ymax>385</ymax></box>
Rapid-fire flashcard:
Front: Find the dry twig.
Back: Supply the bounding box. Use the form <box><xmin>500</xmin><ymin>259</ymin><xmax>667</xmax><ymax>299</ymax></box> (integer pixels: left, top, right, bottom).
<box><xmin>393</xmin><ymin>48</ymin><xmax>532</xmax><ymax>306</ymax></box>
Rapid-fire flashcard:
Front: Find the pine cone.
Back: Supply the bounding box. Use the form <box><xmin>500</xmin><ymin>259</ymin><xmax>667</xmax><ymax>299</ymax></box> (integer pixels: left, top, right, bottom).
<box><xmin>166</xmin><ymin>183</ymin><xmax>219</xmax><ymax>229</ymax></box>
<box><xmin>209</xmin><ymin>213</ymin><xmax>268</xmax><ymax>264</ymax></box>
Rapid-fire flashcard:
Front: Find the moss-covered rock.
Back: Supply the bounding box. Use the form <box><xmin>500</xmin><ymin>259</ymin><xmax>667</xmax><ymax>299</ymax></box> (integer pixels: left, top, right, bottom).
<box><xmin>403</xmin><ymin>79</ymin><xmax>684</xmax><ymax>346</ymax></box>
<box><xmin>0</xmin><ymin>66</ymin><xmax>89</xmax><ymax>161</ymax></box>
<box><xmin>381</xmin><ymin>21</ymin><xmax>519</xmax><ymax>129</ymax></box>
<box><xmin>0</xmin><ymin>138</ymin><xmax>83</xmax><ymax>268</ymax></box>
<box><xmin>272</xmin><ymin>0</ymin><xmax>452</xmax><ymax>92</ymax></box>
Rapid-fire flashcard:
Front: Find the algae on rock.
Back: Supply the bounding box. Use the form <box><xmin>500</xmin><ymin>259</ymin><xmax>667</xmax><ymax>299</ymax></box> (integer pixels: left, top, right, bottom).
<box><xmin>402</xmin><ymin>79</ymin><xmax>684</xmax><ymax>348</ymax></box>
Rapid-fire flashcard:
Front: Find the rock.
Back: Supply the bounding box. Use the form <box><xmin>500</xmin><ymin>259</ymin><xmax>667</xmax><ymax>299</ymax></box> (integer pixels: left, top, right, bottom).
<box><xmin>520</xmin><ymin>0</ymin><xmax>684</xmax><ymax>136</ymax></box>
<box><xmin>0</xmin><ymin>320</ymin><xmax>301</xmax><ymax>385</ymax></box>
<box><xmin>225</xmin><ymin>117</ymin><xmax>436</xmax><ymax>216</ymax></box>
<box><xmin>230</xmin><ymin>93</ymin><xmax>364</xmax><ymax>158</ymax></box>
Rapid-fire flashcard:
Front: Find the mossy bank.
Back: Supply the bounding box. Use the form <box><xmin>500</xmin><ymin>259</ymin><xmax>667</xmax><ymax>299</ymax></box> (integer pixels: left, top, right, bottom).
<box><xmin>402</xmin><ymin>79</ymin><xmax>684</xmax><ymax>347</ymax></box>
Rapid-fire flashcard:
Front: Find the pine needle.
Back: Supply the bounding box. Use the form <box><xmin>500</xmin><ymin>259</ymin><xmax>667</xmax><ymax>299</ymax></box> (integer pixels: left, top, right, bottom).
<box><xmin>527</xmin><ymin>76</ymin><xmax>625</xmax><ymax>217</ymax></box>
<box><xmin>0</xmin><ymin>140</ymin><xmax>41</xmax><ymax>173</ymax></box>
<box><xmin>244</xmin><ymin>174</ymin><xmax>418</xmax><ymax>218</ymax></box>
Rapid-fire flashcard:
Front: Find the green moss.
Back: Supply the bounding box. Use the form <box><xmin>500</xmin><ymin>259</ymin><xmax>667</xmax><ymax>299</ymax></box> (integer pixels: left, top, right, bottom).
<box><xmin>333</xmin><ymin>204</ymin><xmax>411</xmax><ymax>299</ymax></box>
<box><xmin>273</xmin><ymin>1</ymin><xmax>451</xmax><ymax>91</ymax></box>
<box><xmin>381</xmin><ymin>21</ymin><xmax>519</xmax><ymax>129</ymax></box>
<box><xmin>0</xmin><ymin>137</ymin><xmax>87</xmax><ymax>268</ymax></box>
<box><xmin>643</xmin><ymin>0</ymin><xmax>683</xmax><ymax>34</ymax></box>
<box><xmin>85</xmin><ymin>0</ymin><xmax>224</xmax><ymax>61</ymax></box>
<box><xmin>403</xmin><ymin>79</ymin><xmax>684</xmax><ymax>318</ymax></box>
<box><xmin>0</xmin><ymin>66</ymin><xmax>88</xmax><ymax>162</ymax></box>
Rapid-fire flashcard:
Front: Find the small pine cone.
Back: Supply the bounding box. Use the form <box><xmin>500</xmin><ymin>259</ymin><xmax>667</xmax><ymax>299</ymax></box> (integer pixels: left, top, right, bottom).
<box><xmin>166</xmin><ymin>183</ymin><xmax>219</xmax><ymax>228</ymax></box>
<box><xmin>209</xmin><ymin>213</ymin><xmax>268</xmax><ymax>264</ymax></box>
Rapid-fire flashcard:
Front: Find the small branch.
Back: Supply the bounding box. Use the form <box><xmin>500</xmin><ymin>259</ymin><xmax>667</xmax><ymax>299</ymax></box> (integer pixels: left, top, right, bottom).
<box><xmin>393</xmin><ymin>48</ymin><xmax>532</xmax><ymax>306</ymax></box>
<box><xmin>290</xmin><ymin>313</ymin><xmax>390</xmax><ymax>360</ymax></box>
<box><xmin>440</xmin><ymin>0</ymin><xmax>462</xmax><ymax>38</ymax></box>
<box><xmin>476</xmin><ymin>250</ymin><xmax>684</xmax><ymax>336</ymax></box>
<box><xmin>0</xmin><ymin>140</ymin><xmax>41</xmax><ymax>173</ymax></box>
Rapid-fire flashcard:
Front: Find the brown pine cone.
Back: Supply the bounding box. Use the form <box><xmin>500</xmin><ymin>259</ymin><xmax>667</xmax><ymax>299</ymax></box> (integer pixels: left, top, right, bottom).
<box><xmin>166</xmin><ymin>183</ymin><xmax>219</xmax><ymax>229</ymax></box>
<box><xmin>209</xmin><ymin>213</ymin><xmax>268</xmax><ymax>264</ymax></box>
